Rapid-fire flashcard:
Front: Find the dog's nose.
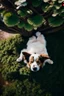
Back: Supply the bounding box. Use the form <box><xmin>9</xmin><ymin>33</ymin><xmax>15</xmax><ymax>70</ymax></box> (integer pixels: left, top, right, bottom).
<box><xmin>33</xmin><ymin>67</ymin><xmax>37</xmax><ymax>71</ymax></box>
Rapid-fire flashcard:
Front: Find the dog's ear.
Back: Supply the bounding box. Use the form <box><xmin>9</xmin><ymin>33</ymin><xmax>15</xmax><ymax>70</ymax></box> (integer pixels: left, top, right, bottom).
<box><xmin>40</xmin><ymin>54</ymin><xmax>50</xmax><ymax>58</ymax></box>
<box><xmin>40</xmin><ymin>54</ymin><xmax>53</xmax><ymax>65</ymax></box>
<box><xmin>39</xmin><ymin>54</ymin><xmax>50</xmax><ymax>63</ymax></box>
<box><xmin>22</xmin><ymin>52</ymin><xmax>31</xmax><ymax>62</ymax></box>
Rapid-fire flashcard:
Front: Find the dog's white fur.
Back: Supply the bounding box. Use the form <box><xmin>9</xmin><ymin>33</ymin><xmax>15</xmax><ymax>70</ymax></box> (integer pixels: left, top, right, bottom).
<box><xmin>17</xmin><ymin>32</ymin><xmax>53</xmax><ymax>71</ymax></box>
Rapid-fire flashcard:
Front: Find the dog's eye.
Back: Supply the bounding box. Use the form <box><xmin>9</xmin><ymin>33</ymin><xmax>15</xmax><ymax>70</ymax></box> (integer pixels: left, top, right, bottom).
<box><xmin>37</xmin><ymin>61</ymin><xmax>40</xmax><ymax>64</ymax></box>
<box><xmin>31</xmin><ymin>61</ymin><xmax>34</xmax><ymax>63</ymax></box>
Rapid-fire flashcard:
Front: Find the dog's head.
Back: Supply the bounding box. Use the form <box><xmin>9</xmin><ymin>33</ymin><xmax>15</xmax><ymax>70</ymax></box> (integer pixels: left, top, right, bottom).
<box><xmin>22</xmin><ymin>52</ymin><xmax>53</xmax><ymax>72</ymax></box>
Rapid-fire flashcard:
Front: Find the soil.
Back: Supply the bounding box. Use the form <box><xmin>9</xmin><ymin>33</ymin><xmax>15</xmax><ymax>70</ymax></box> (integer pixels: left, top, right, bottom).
<box><xmin>0</xmin><ymin>30</ymin><xmax>17</xmax><ymax>40</ymax></box>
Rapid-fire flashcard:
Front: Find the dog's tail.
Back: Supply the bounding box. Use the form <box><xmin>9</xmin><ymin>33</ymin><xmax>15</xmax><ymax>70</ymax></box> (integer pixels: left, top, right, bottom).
<box><xmin>36</xmin><ymin>32</ymin><xmax>46</xmax><ymax>46</ymax></box>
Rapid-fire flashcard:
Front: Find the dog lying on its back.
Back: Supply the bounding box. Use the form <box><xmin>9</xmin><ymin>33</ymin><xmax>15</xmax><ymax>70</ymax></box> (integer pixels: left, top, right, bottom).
<box><xmin>17</xmin><ymin>32</ymin><xmax>53</xmax><ymax>72</ymax></box>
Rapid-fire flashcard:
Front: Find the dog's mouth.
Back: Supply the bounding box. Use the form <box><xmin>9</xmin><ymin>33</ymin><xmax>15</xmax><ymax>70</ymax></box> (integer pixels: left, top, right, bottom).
<box><xmin>32</xmin><ymin>67</ymin><xmax>38</xmax><ymax>72</ymax></box>
<box><xmin>30</xmin><ymin>66</ymin><xmax>40</xmax><ymax>72</ymax></box>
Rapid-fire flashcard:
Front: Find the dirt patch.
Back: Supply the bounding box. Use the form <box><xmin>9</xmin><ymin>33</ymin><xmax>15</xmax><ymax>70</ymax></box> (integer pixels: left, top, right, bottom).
<box><xmin>0</xmin><ymin>30</ymin><xmax>17</xmax><ymax>40</ymax></box>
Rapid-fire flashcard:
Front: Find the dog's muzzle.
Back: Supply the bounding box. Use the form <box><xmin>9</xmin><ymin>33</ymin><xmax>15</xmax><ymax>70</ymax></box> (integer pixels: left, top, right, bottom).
<box><xmin>30</xmin><ymin>62</ymin><xmax>40</xmax><ymax>72</ymax></box>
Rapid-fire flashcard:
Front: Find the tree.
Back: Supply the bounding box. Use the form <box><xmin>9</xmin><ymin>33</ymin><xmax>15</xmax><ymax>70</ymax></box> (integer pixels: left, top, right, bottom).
<box><xmin>0</xmin><ymin>0</ymin><xmax>64</xmax><ymax>36</ymax></box>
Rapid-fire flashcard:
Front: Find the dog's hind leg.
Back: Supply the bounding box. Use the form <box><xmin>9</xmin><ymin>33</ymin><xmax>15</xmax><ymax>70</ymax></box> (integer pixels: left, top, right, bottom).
<box><xmin>27</xmin><ymin>36</ymin><xmax>36</xmax><ymax>46</ymax></box>
<box><xmin>36</xmin><ymin>32</ymin><xmax>46</xmax><ymax>46</ymax></box>
<box><xmin>17</xmin><ymin>49</ymin><xmax>27</xmax><ymax>62</ymax></box>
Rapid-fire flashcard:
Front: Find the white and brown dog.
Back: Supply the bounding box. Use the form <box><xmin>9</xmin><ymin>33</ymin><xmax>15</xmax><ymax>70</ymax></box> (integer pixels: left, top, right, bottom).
<box><xmin>17</xmin><ymin>32</ymin><xmax>53</xmax><ymax>72</ymax></box>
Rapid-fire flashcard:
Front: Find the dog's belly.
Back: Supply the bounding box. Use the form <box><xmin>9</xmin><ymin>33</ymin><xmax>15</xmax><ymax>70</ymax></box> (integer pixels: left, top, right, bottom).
<box><xmin>27</xmin><ymin>41</ymin><xmax>47</xmax><ymax>54</ymax></box>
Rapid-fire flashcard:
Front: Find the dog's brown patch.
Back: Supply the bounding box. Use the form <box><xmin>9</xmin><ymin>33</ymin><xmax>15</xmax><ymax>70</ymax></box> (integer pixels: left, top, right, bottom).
<box><xmin>27</xmin><ymin>56</ymin><xmax>34</xmax><ymax>67</ymax></box>
<box><xmin>30</xmin><ymin>56</ymin><xmax>34</xmax><ymax>63</ymax></box>
<box><xmin>40</xmin><ymin>54</ymin><xmax>50</xmax><ymax>58</ymax></box>
<box><xmin>36</xmin><ymin>57</ymin><xmax>44</xmax><ymax>67</ymax></box>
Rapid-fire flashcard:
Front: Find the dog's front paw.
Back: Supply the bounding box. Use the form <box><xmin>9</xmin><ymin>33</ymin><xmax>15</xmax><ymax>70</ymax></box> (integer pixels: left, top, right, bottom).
<box><xmin>16</xmin><ymin>58</ymin><xmax>22</xmax><ymax>62</ymax></box>
<box><xmin>49</xmin><ymin>60</ymin><xmax>53</xmax><ymax>64</ymax></box>
<box><xmin>47</xmin><ymin>59</ymin><xmax>53</xmax><ymax>64</ymax></box>
<box><xmin>45</xmin><ymin>59</ymin><xmax>53</xmax><ymax>64</ymax></box>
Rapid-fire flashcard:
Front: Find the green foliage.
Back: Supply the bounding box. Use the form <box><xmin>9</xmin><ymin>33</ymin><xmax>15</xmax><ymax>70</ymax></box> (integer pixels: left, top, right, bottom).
<box><xmin>19</xmin><ymin>66</ymin><xmax>30</xmax><ymax>75</ymax></box>
<box><xmin>0</xmin><ymin>9</ymin><xmax>4</xmax><ymax>14</ymax></box>
<box><xmin>0</xmin><ymin>10</ymin><xmax>7</xmax><ymax>17</ymax></box>
<box><xmin>2</xmin><ymin>79</ymin><xmax>51</xmax><ymax>96</ymax></box>
<box><xmin>48</xmin><ymin>16</ymin><xmax>64</xmax><ymax>27</ymax></box>
<box><xmin>17</xmin><ymin>20</ymin><xmax>25</xmax><ymax>28</ymax></box>
<box><xmin>3</xmin><ymin>12</ymin><xmax>19</xmax><ymax>27</ymax></box>
<box><xmin>0</xmin><ymin>0</ymin><xmax>64</xmax><ymax>33</ymax></box>
<box><xmin>58</xmin><ymin>7</ymin><xmax>64</xmax><ymax>17</ymax></box>
<box><xmin>17</xmin><ymin>8</ymin><xmax>27</xmax><ymax>17</ymax></box>
<box><xmin>60</xmin><ymin>12</ymin><xmax>64</xmax><ymax>17</ymax></box>
<box><xmin>2</xmin><ymin>85</ymin><xmax>16</xmax><ymax>96</ymax></box>
<box><xmin>24</xmin><ymin>23</ymin><xmax>33</xmax><ymax>31</ymax></box>
<box><xmin>27</xmin><ymin>15</ymin><xmax>45</xmax><ymax>28</ymax></box>
<box><xmin>0</xmin><ymin>35</ymin><xmax>24</xmax><ymax>80</ymax></box>
<box><xmin>32</xmin><ymin>0</ymin><xmax>42</xmax><ymax>7</ymax></box>
<box><xmin>42</xmin><ymin>3</ymin><xmax>53</xmax><ymax>12</ymax></box>
<box><xmin>0</xmin><ymin>35</ymin><xmax>32</xmax><ymax>81</ymax></box>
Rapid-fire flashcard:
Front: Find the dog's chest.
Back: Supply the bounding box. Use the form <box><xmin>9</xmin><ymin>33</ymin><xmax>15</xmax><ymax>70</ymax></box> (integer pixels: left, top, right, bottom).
<box><xmin>27</xmin><ymin>41</ymin><xmax>45</xmax><ymax>54</ymax></box>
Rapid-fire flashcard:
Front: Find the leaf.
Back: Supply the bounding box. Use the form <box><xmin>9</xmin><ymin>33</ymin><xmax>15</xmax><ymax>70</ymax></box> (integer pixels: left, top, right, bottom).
<box><xmin>31</xmin><ymin>0</ymin><xmax>42</xmax><ymax>7</ymax></box>
<box><xmin>41</xmin><ymin>3</ymin><xmax>52</xmax><ymax>12</ymax></box>
<box><xmin>24</xmin><ymin>23</ymin><xmax>33</xmax><ymax>31</ymax></box>
<box><xmin>27</xmin><ymin>15</ymin><xmax>45</xmax><ymax>27</ymax></box>
<box><xmin>3</xmin><ymin>12</ymin><xmax>19</xmax><ymax>27</ymax></box>
<box><xmin>17</xmin><ymin>20</ymin><xmax>25</xmax><ymax>28</ymax></box>
<box><xmin>17</xmin><ymin>8</ymin><xmax>27</xmax><ymax>17</ymax></box>
<box><xmin>48</xmin><ymin>16</ymin><xmax>64</xmax><ymax>27</ymax></box>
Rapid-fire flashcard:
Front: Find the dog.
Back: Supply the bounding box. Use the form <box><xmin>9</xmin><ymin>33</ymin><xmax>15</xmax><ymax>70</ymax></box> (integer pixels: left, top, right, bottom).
<box><xmin>17</xmin><ymin>32</ymin><xmax>53</xmax><ymax>72</ymax></box>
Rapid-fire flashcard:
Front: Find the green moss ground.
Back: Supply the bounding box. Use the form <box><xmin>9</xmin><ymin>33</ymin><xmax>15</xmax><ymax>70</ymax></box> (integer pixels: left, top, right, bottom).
<box><xmin>0</xmin><ymin>31</ymin><xmax>64</xmax><ymax>96</ymax></box>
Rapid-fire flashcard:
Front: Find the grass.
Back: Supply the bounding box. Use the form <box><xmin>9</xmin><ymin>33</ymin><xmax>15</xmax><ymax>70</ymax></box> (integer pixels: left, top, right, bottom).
<box><xmin>0</xmin><ymin>31</ymin><xmax>64</xmax><ymax>96</ymax></box>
